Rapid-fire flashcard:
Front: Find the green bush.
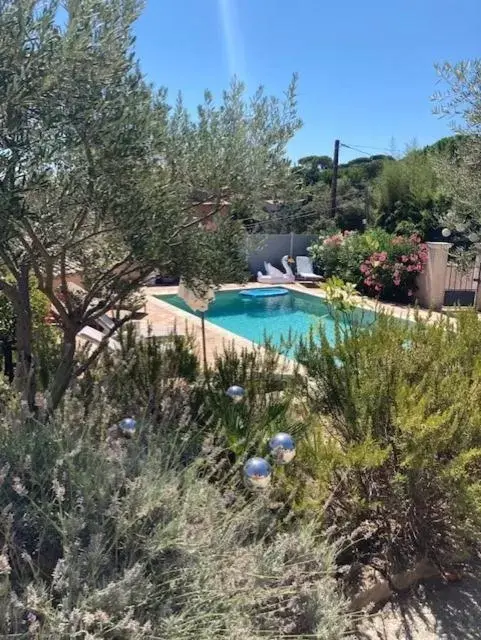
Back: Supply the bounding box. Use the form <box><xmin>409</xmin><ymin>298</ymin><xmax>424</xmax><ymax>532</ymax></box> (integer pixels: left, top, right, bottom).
<box><xmin>374</xmin><ymin>151</ymin><xmax>449</xmax><ymax>237</ymax></box>
<box><xmin>197</xmin><ymin>343</ymin><xmax>304</xmax><ymax>481</ymax></box>
<box><xmin>295</xmin><ymin>308</ymin><xmax>481</xmax><ymax>573</ymax></box>
<box><xmin>76</xmin><ymin>324</ymin><xmax>199</xmax><ymax>423</ymax></box>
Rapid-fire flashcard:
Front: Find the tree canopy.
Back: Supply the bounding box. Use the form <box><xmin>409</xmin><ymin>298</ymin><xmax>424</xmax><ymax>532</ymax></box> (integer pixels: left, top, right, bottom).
<box><xmin>432</xmin><ymin>61</ymin><xmax>481</xmax><ymax>242</ymax></box>
<box><xmin>266</xmin><ymin>140</ymin><xmax>459</xmax><ymax>237</ymax></box>
<box><xmin>0</xmin><ymin>0</ymin><xmax>301</xmax><ymax>410</ymax></box>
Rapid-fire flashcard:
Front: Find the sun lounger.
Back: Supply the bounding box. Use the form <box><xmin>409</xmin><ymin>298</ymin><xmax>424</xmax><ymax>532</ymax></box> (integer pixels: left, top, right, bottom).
<box><xmin>295</xmin><ymin>256</ymin><xmax>323</xmax><ymax>281</ymax></box>
<box><xmin>78</xmin><ymin>325</ymin><xmax>121</xmax><ymax>351</ymax></box>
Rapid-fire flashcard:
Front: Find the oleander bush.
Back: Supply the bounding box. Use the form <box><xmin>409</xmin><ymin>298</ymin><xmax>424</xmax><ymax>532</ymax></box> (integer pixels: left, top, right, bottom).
<box><xmin>309</xmin><ymin>228</ymin><xmax>428</xmax><ymax>302</ymax></box>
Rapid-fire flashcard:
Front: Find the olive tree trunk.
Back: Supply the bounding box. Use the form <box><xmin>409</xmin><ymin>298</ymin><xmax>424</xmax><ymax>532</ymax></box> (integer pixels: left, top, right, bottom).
<box><xmin>13</xmin><ymin>264</ymin><xmax>36</xmax><ymax>413</ymax></box>
<box><xmin>47</xmin><ymin>328</ymin><xmax>77</xmax><ymax>413</ymax></box>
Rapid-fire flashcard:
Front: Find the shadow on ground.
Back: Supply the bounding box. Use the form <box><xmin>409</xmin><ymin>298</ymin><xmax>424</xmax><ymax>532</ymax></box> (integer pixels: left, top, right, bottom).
<box><xmin>356</xmin><ymin>560</ymin><xmax>481</xmax><ymax>639</ymax></box>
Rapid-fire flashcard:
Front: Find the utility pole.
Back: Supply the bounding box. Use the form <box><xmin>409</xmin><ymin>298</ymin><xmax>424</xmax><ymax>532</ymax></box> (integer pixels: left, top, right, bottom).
<box><xmin>364</xmin><ymin>185</ymin><xmax>370</xmax><ymax>228</ymax></box>
<box><xmin>330</xmin><ymin>139</ymin><xmax>340</xmax><ymax>219</ymax></box>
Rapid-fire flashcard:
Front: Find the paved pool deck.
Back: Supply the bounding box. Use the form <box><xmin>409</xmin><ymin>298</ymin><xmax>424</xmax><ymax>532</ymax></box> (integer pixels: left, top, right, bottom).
<box><xmin>140</xmin><ymin>282</ymin><xmax>438</xmax><ymax>366</ymax></box>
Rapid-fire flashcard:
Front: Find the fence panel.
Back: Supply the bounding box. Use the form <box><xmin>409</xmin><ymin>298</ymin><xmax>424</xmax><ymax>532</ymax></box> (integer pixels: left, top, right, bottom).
<box><xmin>246</xmin><ymin>234</ymin><xmax>317</xmax><ymax>275</ymax></box>
<box><xmin>444</xmin><ymin>259</ymin><xmax>481</xmax><ymax>306</ymax></box>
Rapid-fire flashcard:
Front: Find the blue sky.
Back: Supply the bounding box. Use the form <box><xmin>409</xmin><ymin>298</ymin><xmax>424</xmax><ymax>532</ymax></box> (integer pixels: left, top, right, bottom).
<box><xmin>134</xmin><ymin>0</ymin><xmax>481</xmax><ymax>163</ymax></box>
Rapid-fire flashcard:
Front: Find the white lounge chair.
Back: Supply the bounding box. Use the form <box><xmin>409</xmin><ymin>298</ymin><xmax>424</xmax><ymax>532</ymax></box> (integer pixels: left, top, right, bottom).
<box><xmin>63</xmin><ymin>282</ymin><xmax>120</xmax><ymax>333</ymax></box>
<box><xmin>63</xmin><ymin>282</ymin><xmax>150</xmax><ymax>336</ymax></box>
<box><xmin>78</xmin><ymin>325</ymin><xmax>121</xmax><ymax>351</ymax></box>
<box><xmin>257</xmin><ymin>261</ymin><xmax>295</xmax><ymax>284</ymax></box>
<box><xmin>295</xmin><ymin>256</ymin><xmax>323</xmax><ymax>281</ymax></box>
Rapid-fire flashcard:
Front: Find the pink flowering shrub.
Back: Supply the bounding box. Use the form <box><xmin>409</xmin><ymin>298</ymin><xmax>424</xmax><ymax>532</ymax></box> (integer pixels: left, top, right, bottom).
<box><xmin>309</xmin><ymin>229</ymin><xmax>428</xmax><ymax>302</ymax></box>
<box><xmin>360</xmin><ymin>233</ymin><xmax>428</xmax><ymax>301</ymax></box>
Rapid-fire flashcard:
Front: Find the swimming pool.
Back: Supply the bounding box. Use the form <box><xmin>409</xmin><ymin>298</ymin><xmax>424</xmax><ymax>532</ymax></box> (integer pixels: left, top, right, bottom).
<box><xmin>159</xmin><ymin>288</ymin><xmax>376</xmax><ymax>350</ymax></box>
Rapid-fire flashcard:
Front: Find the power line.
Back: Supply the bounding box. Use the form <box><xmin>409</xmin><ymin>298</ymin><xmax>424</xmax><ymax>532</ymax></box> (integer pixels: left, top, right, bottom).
<box><xmin>342</xmin><ymin>143</ymin><xmax>393</xmax><ymax>153</ymax></box>
<box><xmin>340</xmin><ymin>143</ymin><xmax>372</xmax><ymax>157</ymax></box>
<box><xmin>242</xmin><ymin>195</ymin><xmax>358</xmax><ymax>230</ymax></box>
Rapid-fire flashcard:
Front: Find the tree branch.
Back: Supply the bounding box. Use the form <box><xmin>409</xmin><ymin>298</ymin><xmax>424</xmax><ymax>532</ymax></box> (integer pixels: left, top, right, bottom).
<box><xmin>168</xmin><ymin>196</ymin><xmax>224</xmax><ymax>242</ymax></box>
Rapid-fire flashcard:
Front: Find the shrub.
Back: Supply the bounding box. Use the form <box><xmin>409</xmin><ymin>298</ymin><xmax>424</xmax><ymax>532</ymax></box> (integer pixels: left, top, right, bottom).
<box><xmin>360</xmin><ymin>233</ymin><xmax>428</xmax><ymax>302</ymax></box>
<box><xmin>295</xmin><ymin>307</ymin><xmax>481</xmax><ymax>574</ymax></box>
<box><xmin>76</xmin><ymin>324</ymin><xmax>199</xmax><ymax>423</ymax></box>
<box><xmin>309</xmin><ymin>229</ymin><xmax>428</xmax><ymax>302</ymax></box>
<box><xmin>200</xmin><ymin>343</ymin><xmax>304</xmax><ymax>465</ymax></box>
<box><xmin>0</xmin><ymin>399</ymin><xmax>349</xmax><ymax>639</ymax></box>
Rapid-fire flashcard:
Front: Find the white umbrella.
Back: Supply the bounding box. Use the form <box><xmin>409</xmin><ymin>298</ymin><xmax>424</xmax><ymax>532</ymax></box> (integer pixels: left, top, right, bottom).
<box><xmin>178</xmin><ymin>279</ymin><xmax>215</xmax><ymax>372</ymax></box>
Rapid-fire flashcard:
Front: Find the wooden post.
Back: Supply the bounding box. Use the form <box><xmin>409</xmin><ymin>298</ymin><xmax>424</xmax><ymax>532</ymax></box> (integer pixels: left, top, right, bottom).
<box><xmin>330</xmin><ymin>139</ymin><xmax>340</xmax><ymax>219</ymax></box>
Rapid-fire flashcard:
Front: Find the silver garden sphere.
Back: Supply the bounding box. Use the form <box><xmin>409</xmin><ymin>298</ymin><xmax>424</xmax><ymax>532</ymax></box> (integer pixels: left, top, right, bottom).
<box><xmin>243</xmin><ymin>457</ymin><xmax>272</xmax><ymax>490</ymax></box>
<box><xmin>226</xmin><ymin>385</ymin><xmax>245</xmax><ymax>403</ymax></box>
<box><xmin>269</xmin><ymin>432</ymin><xmax>296</xmax><ymax>464</ymax></box>
<box><xmin>118</xmin><ymin>418</ymin><xmax>137</xmax><ymax>437</ymax></box>
<box><xmin>441</xmin><ymin>227</ymin><xmax>451</xmax><ymax>238</ymax></box>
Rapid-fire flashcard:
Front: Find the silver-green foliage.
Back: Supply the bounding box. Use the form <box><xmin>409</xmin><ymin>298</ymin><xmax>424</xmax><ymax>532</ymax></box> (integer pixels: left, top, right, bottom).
<box><xmin>433</xmin><ymin>61</ymin><xmax>481</xmax><ymax>235</ymax></box>
<box><xmin>0</xmin><ymin>398</ymin><xmax>348</xmax><ymax>639</ymax></box>
<box><xmin>0</xmin><ymin>0</ymin><xmax>301</xmax><ymax>410</ymax></box>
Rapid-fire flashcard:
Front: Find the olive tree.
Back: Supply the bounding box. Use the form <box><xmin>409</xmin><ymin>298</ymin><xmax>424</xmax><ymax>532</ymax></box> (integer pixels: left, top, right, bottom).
<box><xmin>433</xmin><ymin>61</ymin><xmax>481</xmax><ymax>238</ymax></box>
<box><xmin>0</xmin><ymin>0</ymin><xmax>301</xmax><ymax>411</ymax></box>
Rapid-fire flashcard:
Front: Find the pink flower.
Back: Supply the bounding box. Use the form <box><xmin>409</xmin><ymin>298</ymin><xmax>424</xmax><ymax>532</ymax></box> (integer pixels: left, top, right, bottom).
<box><xmin>419</xmin><ymin>248</ymin><xmax>428</xmax><ymax>263</ymax></box>
<box><xmin>392</xmin><ymin>236</ymin><xmax>404</xmax><ymax>245</ymax></box>
<box><xmin>323</xmin><ymin>233</ymin><xmax>344</xmax><ymax>247</ymax></box>
<box><xmin>410</xmin><ymin>233</ymin><xmax>421</xmax><ymax>244</ymax></box>
<box><xmin>378</xmin><ymin>251</ymin><xmax>388</xmax><ymax>262</ymax></box>
<box><xmin>408</xmin><ymin>289</ymin><xmax>413</xmax><ymax>296</ymax></box>
<box><xmin>360</xmin><ymin>263</ymin><xmax>369</xmax><ymax>274</ymax></box>
<box><xmin>374</xmin><ymin>284</ymin><xmax>382</xmax><ymax>292</ymax></box>
<box><xmin>401</xmin><ymin>255</ymin><xmax>408</xmax><ymax>263</ymax></box>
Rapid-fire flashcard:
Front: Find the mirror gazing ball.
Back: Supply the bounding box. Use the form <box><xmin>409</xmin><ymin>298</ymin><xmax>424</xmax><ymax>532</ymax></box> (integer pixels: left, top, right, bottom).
<box><xmin>226</xmin><ymin>385</ymin><xmax>245</xmax><ymax>403</ymax></box>
<box><xmin>243</xmin><ymin>457</ymin><xmax>272</xmax><ymax>489</ymax></box>
<box><xmin>118</xmin><ymin>418</ymin><xmax>137</xmax><ymax>437</ymax></box>
<box><xmin>269</xmin><ymin>432</ymin><xmax>296</xmax><ymax>464</ymax></box>
<box><xmin>441</xmin><ymin>228</ymin><xmax>451</xmax><ymax>238</ymax></box>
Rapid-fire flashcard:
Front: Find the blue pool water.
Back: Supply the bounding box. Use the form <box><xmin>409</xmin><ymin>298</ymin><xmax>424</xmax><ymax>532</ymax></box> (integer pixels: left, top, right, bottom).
<box><xmin>159</xmin><ymin>288</ymin><xmax>377</xmax><ymax>351</ymax></box>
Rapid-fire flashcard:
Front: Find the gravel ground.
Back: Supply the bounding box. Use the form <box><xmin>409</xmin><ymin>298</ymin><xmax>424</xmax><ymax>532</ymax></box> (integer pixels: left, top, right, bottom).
<box><xmin>356</xmin><ymin>562</ymin><xmax>481</xmax><ymax>639</ymax></box>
